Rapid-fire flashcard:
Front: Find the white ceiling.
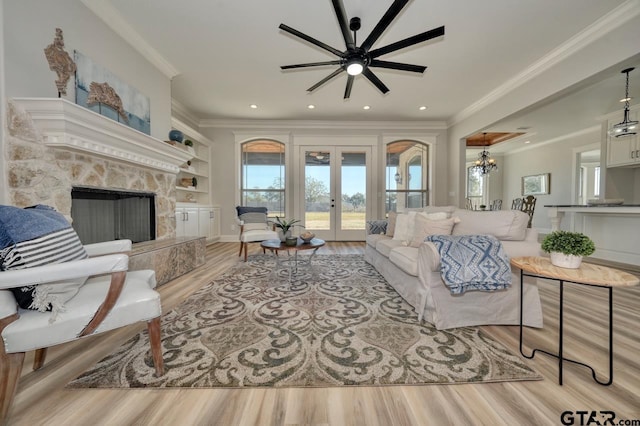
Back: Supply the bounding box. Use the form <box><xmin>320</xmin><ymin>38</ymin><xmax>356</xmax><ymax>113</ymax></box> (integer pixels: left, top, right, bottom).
<box><xmin>95</xmin><ymin>0</ymin><xmax>633</xmax><ymax>125</ymax></box>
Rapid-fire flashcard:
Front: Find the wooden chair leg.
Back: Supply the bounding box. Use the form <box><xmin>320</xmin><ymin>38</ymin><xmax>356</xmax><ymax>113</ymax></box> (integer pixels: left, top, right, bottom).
<box><xmin>244</xmin><ymin>243</ymin><xmax>248</xmax><ymax>262</ymax></box>
<box><xmin>0</xmin><ymin>351</ymin><xmax>25</xmax><ymax>424</ymax></box>
<box><xmin>33</xmin><ymin>348</ymin><xmax>47</xmax><ymax>371</ymax></box>
<box><xmin>238</xmin><ymin>241</ymin><xmax>244</xmax><ymax>257</ymax></box>
<box><xmin>147</xmin><ymin>317</ymin><xmax>164</xmax><ymax>377</ymax></box>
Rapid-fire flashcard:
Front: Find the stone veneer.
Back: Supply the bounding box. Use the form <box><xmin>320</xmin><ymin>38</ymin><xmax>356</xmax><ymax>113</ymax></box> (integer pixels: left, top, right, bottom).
<box><xmin>4</xmin><ymin>100</ymin><xmax>177</xmax><ymax>239</ymax></box>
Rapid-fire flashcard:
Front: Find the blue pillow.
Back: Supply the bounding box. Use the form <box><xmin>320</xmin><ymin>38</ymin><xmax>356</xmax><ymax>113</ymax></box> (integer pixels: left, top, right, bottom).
<box><xmin>0</xmin><ymin>205</ymin><xmax>88</xmax><ymax>314</ymax></box>
<box><xmin>236</xmin><ymin>206</ymin><xmax>268</xmax><ymax>216</ymax></box>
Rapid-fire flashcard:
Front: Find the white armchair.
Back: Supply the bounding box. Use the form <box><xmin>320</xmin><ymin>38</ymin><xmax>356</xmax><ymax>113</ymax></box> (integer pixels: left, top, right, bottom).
<box><xmin>236</xmin><ymin>206</ymin><xmax>278</xmax><ymax>262</ymax></box>
<box><xmin>0</xmin><ymin>239</ymin><xmax>164</xmax><ymax>423</ymax></box>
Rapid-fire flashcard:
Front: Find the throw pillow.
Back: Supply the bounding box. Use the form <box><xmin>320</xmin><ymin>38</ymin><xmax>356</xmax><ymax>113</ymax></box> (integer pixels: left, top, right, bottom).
<box><xmin>392</xmin><ymin>211</ymin><xmax>417</xmax><ymax>244</ymax></box>
<box><xmin>409</xmin><ymin>215</ymin><xmax>458</xmax><ymax>248</ymax></box>
<box><xmin>0</xmin><ymin>205</ymin><xmax>89</xmax><ymax>319</ymax></box>
<box><xmin>386</xmin><ymin>211</ymin><xmax>398</xmax><ymax>237</ymax></box>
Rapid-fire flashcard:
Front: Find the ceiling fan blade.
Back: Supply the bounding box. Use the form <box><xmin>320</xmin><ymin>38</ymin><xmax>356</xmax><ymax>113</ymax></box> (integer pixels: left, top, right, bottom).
<box><xmin>369</xmin><ymin>59</ymin><xmax>426</xmax><ymax>73</ymax></box>
<box><xmin>281</xmin><ymin>60</ymin><xmax>342</xmax><ymax>70</ymax></box>
<box><xmin>331</xmin><ymin>0</ymin><xmax>355</xmax><ymax>49</ymax></box>
<box><xmin>360</xmin><ymin>0</ymin><xmax>409</xmax><ymax>51</ymax></box>
<box><xmin>362</xmin><ymin>68</ymin><xmax>389</xmax><ymax>94</ymax></box>
<box><xmin>344</xmin><ymin>75</ymin><xmax>354</xmax><ymax>99</ymax></box>
<box><xmin>307</xmin><ymin>68</ymin><xmax>345</xmax><ymax>92</ymax></box>
<box><xmin>279</xmin><ymin>23</ymin><xmax>343</xmax><ymax>57</ymax></box>
<box><xmin>369</xmin><ymin>26</ymin><xmax>445</xmax><ymax>58</ymax></box>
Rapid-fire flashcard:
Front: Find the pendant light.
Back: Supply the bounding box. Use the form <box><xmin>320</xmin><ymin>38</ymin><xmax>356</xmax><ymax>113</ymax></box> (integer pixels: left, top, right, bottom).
<box><xmin>473</xmin><ymin>133</ymin><xmax>498</xmax><ymax>175</ymax></box>
<box><xmin>608</xmin><ymin>67</ymin><xmax>638</xmax><ymax>138</ymax></box>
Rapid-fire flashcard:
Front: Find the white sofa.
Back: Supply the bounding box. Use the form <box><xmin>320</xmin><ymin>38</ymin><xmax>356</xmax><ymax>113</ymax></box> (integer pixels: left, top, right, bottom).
<box><xmin>365</xmin><ymin>206</ymin><xmax>543</xmax><ymax>330</ymax></box>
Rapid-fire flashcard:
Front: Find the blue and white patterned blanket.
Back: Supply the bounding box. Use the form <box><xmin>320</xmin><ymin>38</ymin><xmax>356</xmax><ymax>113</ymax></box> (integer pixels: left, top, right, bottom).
<box><xmin>426</xmin><ymin>235</ymin><xmax>512</xmax><ymax>295</ymax></box>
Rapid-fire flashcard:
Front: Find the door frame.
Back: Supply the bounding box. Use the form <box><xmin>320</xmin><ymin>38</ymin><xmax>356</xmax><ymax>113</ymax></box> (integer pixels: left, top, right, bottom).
<box><xmin>293</xmin><ymin>136</ymin><xmax>377</xmax><ymax>241</ymax></box>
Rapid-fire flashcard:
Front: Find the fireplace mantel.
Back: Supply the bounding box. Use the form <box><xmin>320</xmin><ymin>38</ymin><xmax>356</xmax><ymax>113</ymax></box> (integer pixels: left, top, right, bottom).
<box><xmin>11</xmin><ymin>97</ymin><xmax>192</xmax><ymax>173</ymax></box>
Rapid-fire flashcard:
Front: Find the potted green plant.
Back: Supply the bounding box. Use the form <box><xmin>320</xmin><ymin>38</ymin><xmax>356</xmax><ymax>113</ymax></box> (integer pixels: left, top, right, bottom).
<box><xmin>184</xmin><ymin>139</ymin><xmax>194</xmax><ymax>147</ymax></box>
<box><xmin>541</xmin><ymin>230</ymin><xmax>595</xmax><ymax>268</ymax></box>
<box><xmin>271</xmin><ymin>216</ymin><xmax>302</xmax><ymax>242</ymax></box>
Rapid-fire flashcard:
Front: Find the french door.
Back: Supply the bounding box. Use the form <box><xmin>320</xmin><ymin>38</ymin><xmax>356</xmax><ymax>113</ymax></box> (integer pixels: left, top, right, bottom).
<box><xmin>299</xmin><ymin>146</ymin><xmax>371</xmax><ymax>241</ymax></box>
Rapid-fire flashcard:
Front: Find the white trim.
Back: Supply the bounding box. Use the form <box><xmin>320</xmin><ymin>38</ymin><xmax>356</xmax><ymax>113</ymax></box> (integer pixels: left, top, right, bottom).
<box><xmin>201</xmin><ymin>118</ymin><xmax>447</xmax><ymax>130</ymax></box>
<box><xmin>171</xmin><ymin>117</ymin><xmax>214</xmax><ymax>146</ymax></box>
<box><xmin>11</xmin><ymin>98</ymin><xmax>192</xmax><ymax>173</ymax></box>
<box><xmin>450</xmin><ymin>0</ymin><xmax>640</xmax><ymax>127</ymax></box>
<box><xmin>80</xmin><ymin>0</ymin><xmax>180</xmax><ymax>79</ymax></box>
<box><xmin>171</xmin><ymin>98</ymin><xmax>201</xmax><ymax>130</ymax></box>
<box><xmin>0</xmin><ymin>1</ymin><xmax>7</xmax><ymax>204</ymax></box>
<box><xmin>505</xmin><ymin>126</ymin><xmax>600</xmax><ymax>156</ymax></box>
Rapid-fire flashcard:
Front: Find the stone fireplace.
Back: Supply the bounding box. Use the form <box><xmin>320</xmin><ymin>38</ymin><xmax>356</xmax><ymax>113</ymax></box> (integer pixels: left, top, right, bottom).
<box><xmin>5</xmin><ymin>98</ymin><xmax>193</xmax><ymax>240</ymax></box>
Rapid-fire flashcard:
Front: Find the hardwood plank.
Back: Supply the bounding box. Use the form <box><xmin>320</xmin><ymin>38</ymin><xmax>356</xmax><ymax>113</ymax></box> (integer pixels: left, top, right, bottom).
<box><xmin>6</xmin><ymin>242</ymin><xmax>640</xmax><ymax>425</ymax></box>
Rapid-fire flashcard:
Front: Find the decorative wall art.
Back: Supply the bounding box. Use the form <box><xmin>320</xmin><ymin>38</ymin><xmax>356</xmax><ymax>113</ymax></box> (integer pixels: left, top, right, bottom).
<box><xmin>44</xmin><ymin>28</ymin><xmax>76</xmax><ymax>97</ymax></box>
<box><xmin>74</xmin><ymin>51</ymin><xmax>150</xmax><ymax>134</ymax></box>
<box><xmin>522</xmin><ymin>173</ymin><xmax>550</xmax><ymax>196</ymax></box>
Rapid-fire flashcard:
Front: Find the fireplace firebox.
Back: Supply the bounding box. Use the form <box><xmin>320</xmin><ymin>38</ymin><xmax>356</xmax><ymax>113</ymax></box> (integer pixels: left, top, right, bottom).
<box><xmin>71</xmin><ymin>187</ymin><xmax>156</xmax><ymax>244</ymax></box>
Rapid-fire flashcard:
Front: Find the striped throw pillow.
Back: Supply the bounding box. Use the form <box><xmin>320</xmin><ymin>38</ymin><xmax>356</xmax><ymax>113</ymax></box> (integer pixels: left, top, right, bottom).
<box><xmin>0</xmin><ymin>205</ymin><xmax>88</xmax><ymax>318</ymax></box>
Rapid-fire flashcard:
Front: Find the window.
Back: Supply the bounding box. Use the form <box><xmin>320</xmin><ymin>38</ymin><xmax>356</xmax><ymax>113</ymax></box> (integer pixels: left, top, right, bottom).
<box><xmin>386</xmin><ymin>141</ymin><xmax>429</xmax><ymax>213</ymax></box>
<box><xmin>466</xmin><ymin>166</ymin><xmax>485</xmax><ymax>208</ymax></box>
<box><xmin>241</xmin><ymin>140</ymin><xmax>285</xmax><ymax>216</ymax></box>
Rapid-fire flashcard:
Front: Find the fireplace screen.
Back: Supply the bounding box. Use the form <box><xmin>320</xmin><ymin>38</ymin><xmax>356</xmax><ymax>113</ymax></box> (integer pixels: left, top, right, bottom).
<box><xmin>71</xmin><ymin>187</ymin><xmax>156</xmax><ymax>244</ymax></box>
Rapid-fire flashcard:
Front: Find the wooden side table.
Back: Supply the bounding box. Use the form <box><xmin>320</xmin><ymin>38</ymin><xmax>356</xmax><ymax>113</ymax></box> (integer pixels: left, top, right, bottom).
<box><xmin>511</xmin><ymin>256</ymin><xmax>639</xmax><ymax>386</ymax></box>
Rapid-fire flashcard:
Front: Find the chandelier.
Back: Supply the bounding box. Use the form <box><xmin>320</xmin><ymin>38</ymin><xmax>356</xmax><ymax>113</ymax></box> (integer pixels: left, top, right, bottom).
<box><xmin>608</xmin><ymin>67</ymin><xmax>638</xmax><ymax>138</ymax></box>
<box><xmin>473</xmin><ymin>133</ymin><xmax>498</xmax><ymax>175</ymax></box>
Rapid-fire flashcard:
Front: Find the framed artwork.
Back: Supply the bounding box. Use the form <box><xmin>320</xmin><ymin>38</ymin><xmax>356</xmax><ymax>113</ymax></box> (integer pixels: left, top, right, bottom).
<box><xmin>522</xmin><ymin>173</ymin><xmax>550</xmax><ymax>195</ymax></box>
<box><xmin>74</xmin><ymin>51</ymin><xmax>150</xmax><ymax>135</ymax></box>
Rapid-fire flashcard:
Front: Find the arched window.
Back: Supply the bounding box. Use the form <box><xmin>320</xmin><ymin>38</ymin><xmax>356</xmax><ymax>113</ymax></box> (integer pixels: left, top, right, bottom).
<box><xmin>240</xmin><ymin>140</ymin><xmax>285</xmax><ymax>216</ymax></box>
<box><xmin>386</xmin><ymin>141</ymin><xmax>429</xmax><ymax>213</ymax></box>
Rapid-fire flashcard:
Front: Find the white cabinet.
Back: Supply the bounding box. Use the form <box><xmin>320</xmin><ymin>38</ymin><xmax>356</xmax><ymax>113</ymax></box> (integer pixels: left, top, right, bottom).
<box><xmin>606</xmin><ymin>109</ymin><xmax>640</xmax><ymax>168</ymax></box>
<box><xmin>175</xmin><ymin>207</ymin><xmax>199</xmax><ymax>238</ymax></box>
<box><xmin>176</xmin><ymin>204</ymin><xmax>221</xmax><ymax>243</ymax></box>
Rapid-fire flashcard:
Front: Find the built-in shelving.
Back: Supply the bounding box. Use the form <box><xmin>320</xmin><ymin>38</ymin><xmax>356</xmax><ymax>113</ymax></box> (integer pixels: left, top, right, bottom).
<box><xmin>170</xmin><ymin>117</ymin><xmax>213</xmax><ymax>204</ymax></box>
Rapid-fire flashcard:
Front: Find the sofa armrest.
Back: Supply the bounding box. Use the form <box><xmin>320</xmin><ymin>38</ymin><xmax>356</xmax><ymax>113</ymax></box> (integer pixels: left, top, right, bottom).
<box><xmin>418</xmin><ymin>242</ymin><xmax>442</xmax><ymax>272</ymax></box>
<box><xmin>366</xmin><ymin>220</ymin><xmax>388</xmax><ymax>235</ymax></box>
<box><xmin>524</xmin><ymin>228</ymin><xmax>538</xmax><ymax>242</ymax></box>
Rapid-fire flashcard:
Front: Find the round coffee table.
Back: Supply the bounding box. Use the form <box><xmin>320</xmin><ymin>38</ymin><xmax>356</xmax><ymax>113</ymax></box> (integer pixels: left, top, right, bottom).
<box><xmin>260</xmin><ymin>238</ymin><xmax>325</xmax><ymax>281</ymax></box>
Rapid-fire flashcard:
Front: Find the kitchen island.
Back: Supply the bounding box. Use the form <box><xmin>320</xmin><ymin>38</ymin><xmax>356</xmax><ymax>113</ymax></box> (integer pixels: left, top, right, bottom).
<box><xmin>545</xmin><ymin>204</ymin><xmax>640</xmax><ymax>266</ymax></box>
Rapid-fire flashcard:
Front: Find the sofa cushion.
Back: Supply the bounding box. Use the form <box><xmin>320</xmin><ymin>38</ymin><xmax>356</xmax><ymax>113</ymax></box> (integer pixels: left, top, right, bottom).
<box><xmin>376</xmin><ymin>238</ymin><xmax>405</xmax><ymax>258</ymax></box>
<box><xmin>389</xmin><ymin>246</ymin><xmax>419</xmax><ymax>277</ymax></box>
<box><xmin>0</xmin><ymin>205</ymin><xmax>88</xmax><ymax>318</ymax></box>
<box><xmin>366</xmin><ymin>233</ymin><xmax>388</xmax><ymax>248</ymax></box>
<box><xmin>409</xmin><ymin>215</ymin><xmax>457</xmax><ymax>247</ymax></box>
<box><xmin>451</xmin><ymin>209</ymin><xmax>529</xmax><ymax>241</ymax></box>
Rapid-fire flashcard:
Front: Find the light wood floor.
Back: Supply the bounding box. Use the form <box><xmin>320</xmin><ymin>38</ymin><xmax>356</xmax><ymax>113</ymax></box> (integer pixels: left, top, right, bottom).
<box><xmin>7</xmin><ymin>242</ymin><xmax>640</xmax><ymax>426</ymax></box>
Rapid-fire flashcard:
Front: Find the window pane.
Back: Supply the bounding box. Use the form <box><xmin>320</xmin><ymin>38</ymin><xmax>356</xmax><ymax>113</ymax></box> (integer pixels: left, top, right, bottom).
<box><xmin>241</xmin><ymin>140</ymin><xmax>285</xmax><ymax>215</ymax></box>
<box><xmin>341</xmin><ymin>152</ymin><xmax>366</xmax><ymax>230</ymax></box>
<box><xmin>386</xmin><ymin>141</ymin><xmax>429</xmax><ymax>213</ymax></box>
<box><xmin>305</xmin><ymin>151</ymin><xmax>330</xmax><ymax>230</ymax></box>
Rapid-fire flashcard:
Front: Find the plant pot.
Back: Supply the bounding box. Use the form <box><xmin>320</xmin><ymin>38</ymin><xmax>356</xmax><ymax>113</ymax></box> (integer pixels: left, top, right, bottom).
<box><xmin>285</xmin><ymin>237</ymin><xmax>298</xmax><ymax>247</ymax></box>
<box><xmin>550</xmin><ymin>252</ymin><xmax>583</xmax><ymax>269</ymax></box>
<box><xmin>278</xmin><ymin>229</ymin><xmax>291</xmax><ymax>242</ymax></box>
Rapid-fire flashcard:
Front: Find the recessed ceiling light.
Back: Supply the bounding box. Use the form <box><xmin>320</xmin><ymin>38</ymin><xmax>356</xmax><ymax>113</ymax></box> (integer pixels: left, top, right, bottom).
<box><xmin>250</xmin><ymin>104</ymin><xmax>258</xmax><ymax>109</ymax></box>
<box><xmin>419</xmin><ymin>106</ymin><xmax>427</xmax><ymax>110</ymax></box>
<box><xmin>363</xmin><ymin>105</ymin><xmax>370</xmax><ymax>110</ymax></box>
<box><xmin>307</xmin><ymin>104</ymin><xmax>315</xmax><ymax>109</ymax></box>
<box><xmin>524</xmin><ymin>140</ymin><xmax>531</xmax><ymax>144</ymax></box>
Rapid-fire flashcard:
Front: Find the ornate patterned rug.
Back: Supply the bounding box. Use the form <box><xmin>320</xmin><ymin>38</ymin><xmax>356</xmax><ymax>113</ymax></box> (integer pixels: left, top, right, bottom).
<box><xmin>67</xmin><ymin>254</ymin><xmax>541</xmax><ymax>388</ymax></box>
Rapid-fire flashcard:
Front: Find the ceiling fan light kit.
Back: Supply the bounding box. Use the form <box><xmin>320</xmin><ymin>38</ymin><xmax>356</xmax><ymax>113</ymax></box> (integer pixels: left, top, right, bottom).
<box><xmin>279</xmin><ymin>0</ymin><xmax>445</xmax><ymax>99</ymax></box>
<box><xmin>608</xmin><ymin>67</ymin><xmax>638</xmax><ymax>138</ymax></box>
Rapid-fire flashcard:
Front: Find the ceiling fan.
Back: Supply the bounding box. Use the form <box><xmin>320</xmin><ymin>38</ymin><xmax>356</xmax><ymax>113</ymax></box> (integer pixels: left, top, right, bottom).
<box><xmin>279</xmin><ymin>0</ymin><xmax>445</xmax><ymax>99</ymax></box>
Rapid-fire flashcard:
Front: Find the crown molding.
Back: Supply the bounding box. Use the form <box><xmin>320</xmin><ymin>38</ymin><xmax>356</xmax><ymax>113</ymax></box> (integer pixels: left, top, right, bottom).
<box><xmin>81</xmin><ymin>0</ymin><xmax>180</xmax><ymax>79</ymax></box>
<box><xmin>199</xmin><ymin>118</ymin><xmax>448</xmax><ymax>130</ymax></box>
<box><xmin>171</xmin><ymin>117</ymin><xmax>215</xmax><ymax>146</ymax></box>
<box><xmin>171</xmin><ymin>98</ymin><xmax>201</xmax><ymax>130</ymax></box>
<box><xmin>449</xmin><ymin>0</ymin><xmax>640</xmax><ymax>127</ymax></box>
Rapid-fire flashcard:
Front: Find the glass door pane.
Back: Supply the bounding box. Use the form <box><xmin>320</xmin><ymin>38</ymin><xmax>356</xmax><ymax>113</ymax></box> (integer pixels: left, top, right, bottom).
<box><xmin>304</xmin><ymin>149</ymin><xmax>332</xmax><ymax>235</ymax></box>
<box><xmin>339</xmin><ymin>151</ymin><xmax>366</xmax><ymax>232</ymax></box>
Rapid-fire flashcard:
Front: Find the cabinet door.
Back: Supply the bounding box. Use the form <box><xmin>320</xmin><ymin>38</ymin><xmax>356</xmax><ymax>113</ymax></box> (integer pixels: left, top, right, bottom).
<box><xmin>198</xmin><ymin>208</ymin><xmax>212</xmax><ymax>241</ymax></box>
<box><xmin>212</xmin><ymin>207</ymin><xmax>221</xmax><ymax>238</ymax></box>
<box><xmin>607</xmin><ymin>137</ymin><xmax>637</xmax><ymax>167</ymax></box>
<box><xmin>176</xmin><ymin>208</ymin><xmax>199</xmax><ymax>237</ymax></box>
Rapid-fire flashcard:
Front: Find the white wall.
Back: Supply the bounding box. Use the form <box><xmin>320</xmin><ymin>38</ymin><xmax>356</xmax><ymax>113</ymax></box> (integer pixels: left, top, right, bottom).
<box><xmin>2</xmin><ymin>0</ymin><xmax>171</xmax><ymax>141</ymax></box>
<box><xmin>201</xmin><ymin>123</ymin><xmax>448</xmax><ymax>240</ymax></box>
<box><xmin>0</xmin><ymin>0</ymin><xmax>7</xmax><ymax>204</ymax></box>
<box><xmin>503</xmin><ymin>129</ymin><xmax>601</xmax><ymax>231</ymax></box>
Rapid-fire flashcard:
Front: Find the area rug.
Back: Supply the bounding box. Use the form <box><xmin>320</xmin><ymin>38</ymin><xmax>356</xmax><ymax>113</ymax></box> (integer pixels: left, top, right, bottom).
<box><xmin>67</xmin><ymin>254</ymin><xmax>541</xmax><ymax>388</ymax></box>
